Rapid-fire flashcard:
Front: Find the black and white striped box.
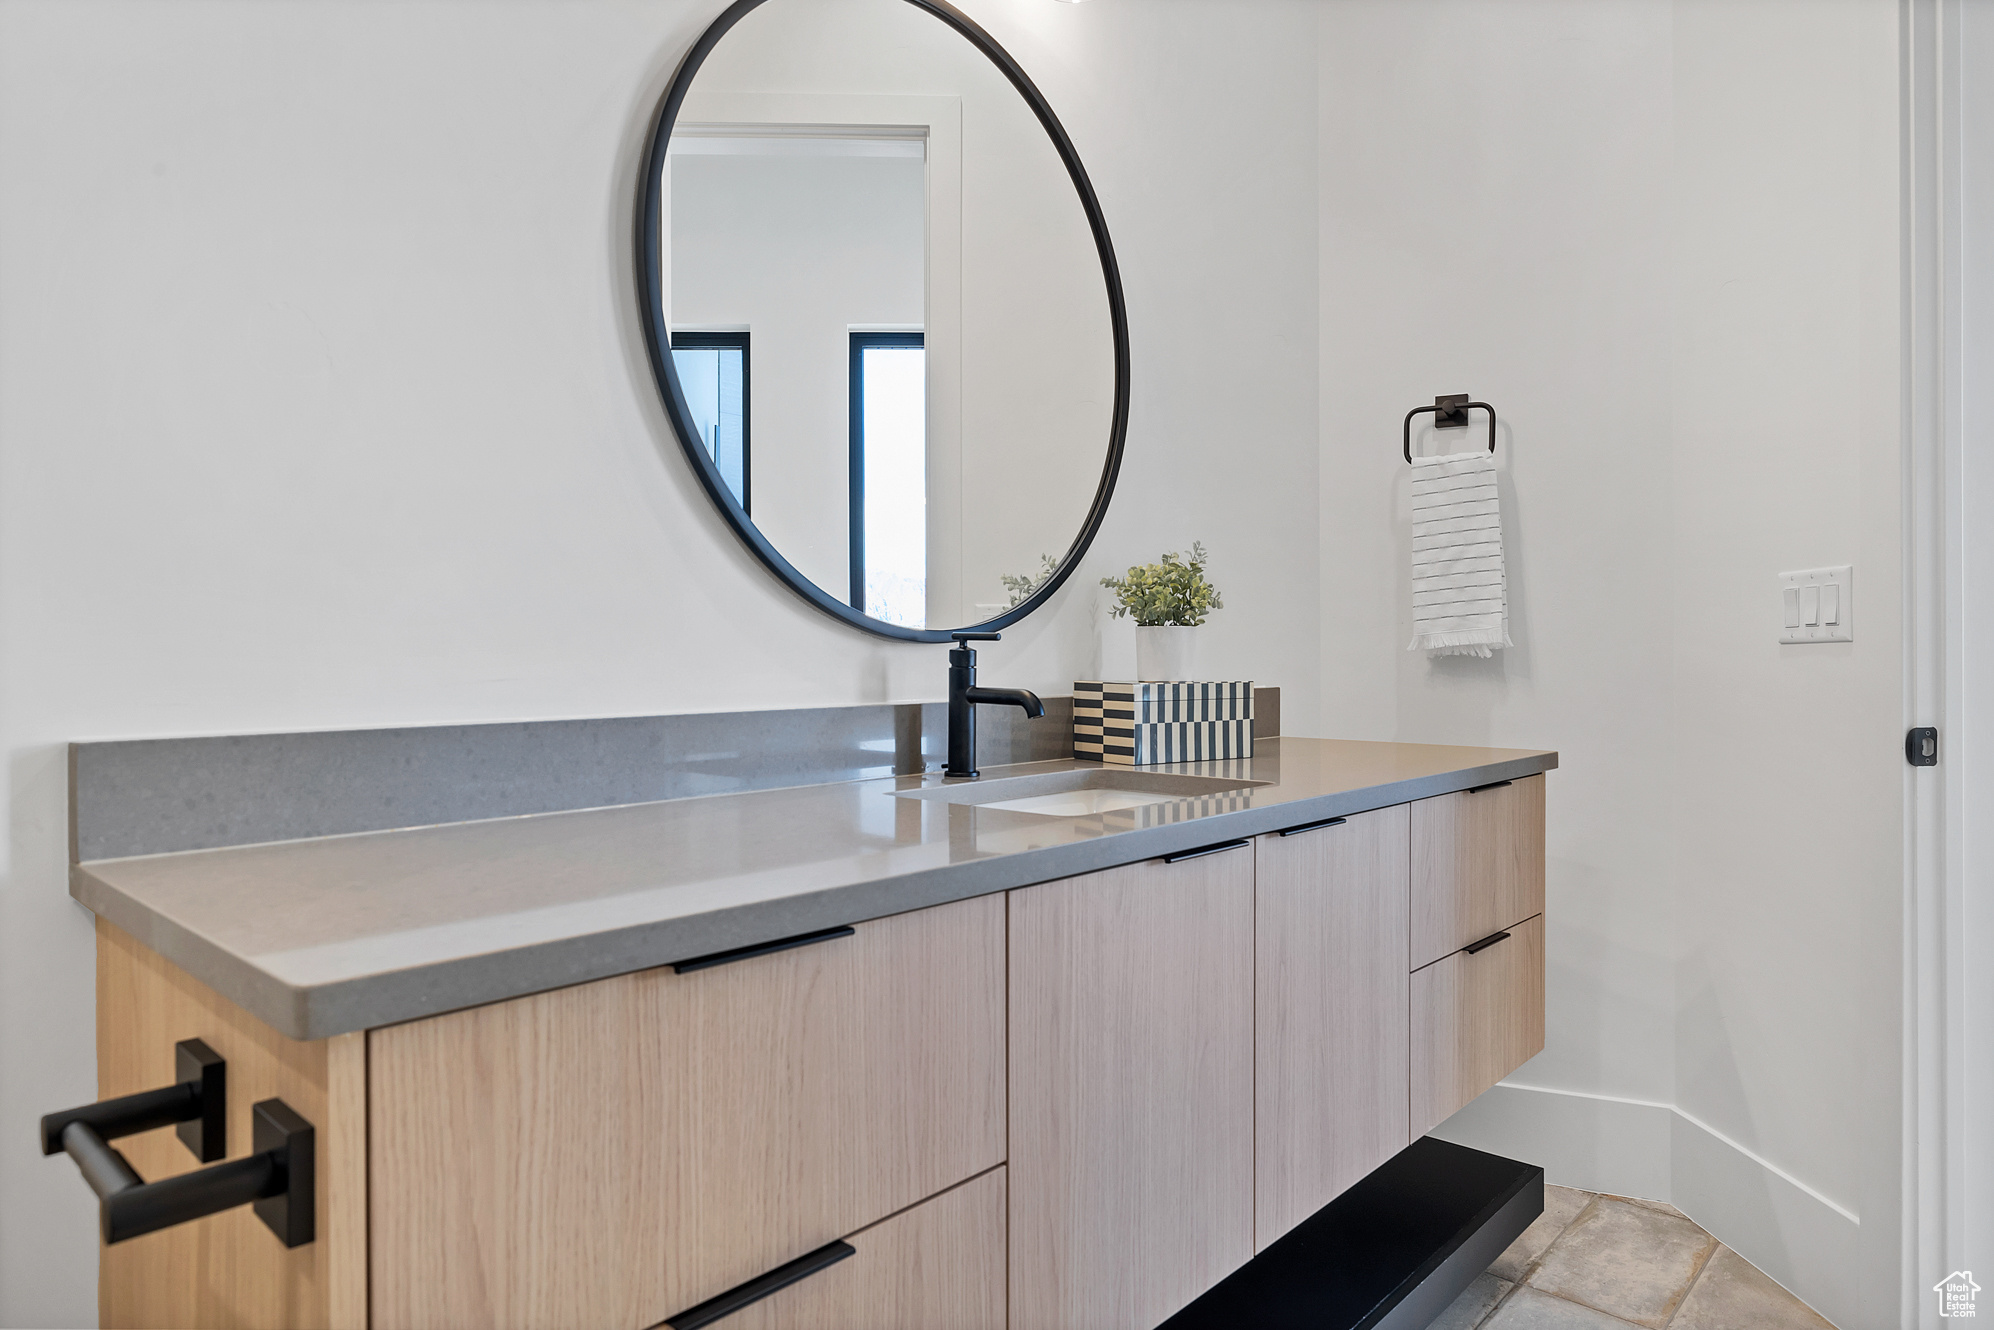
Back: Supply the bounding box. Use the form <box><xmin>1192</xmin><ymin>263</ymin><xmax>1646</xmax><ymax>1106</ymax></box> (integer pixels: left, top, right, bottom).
<box><xmin>1072</xmin><ymin>681</ymin><xmax>1254</xmax><ymax>765</ymax></box>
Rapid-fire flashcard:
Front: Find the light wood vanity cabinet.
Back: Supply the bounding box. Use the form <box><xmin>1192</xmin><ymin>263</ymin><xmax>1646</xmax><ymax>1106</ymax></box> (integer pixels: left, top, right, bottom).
<box><xmin>97</xmin><ymin>896</ymin><xmax>1006</xmax><ymax>1330</ymax></box>
<box><xmin>92</xmin><ymin>771</ymin><xmax>1546</xmax><ymax>1330</ymax></box>
<box><xmin>1253</xmin><ymin>805</ymin><xmax>1412</xmax><ymax>1249</ymax></box>
<box><xmin>368</xmin><ymin>893</ymin><xmax>1006</xmax><ymax>1330</ymax></box>
<box><xmin>714</xmin><ymin>1167</ymin><xmax>1008</xmax><ymax>1330</ymax></box>
<box><xmin>96</xmin><ymin>921</ymin><xmax>368</xmax><ymax>1330</ymax></box>
<box><xmin>1411</xmin><ymin>774</ymin><xmax>1545</xmax><ymax>969</ymax></box>
<box><xmin>1406</xmin><ymin>773</ymin><xmax>1547</xmax><ymax>1137</ymax></box>
<box><xmin>1411</xmin><ymin>914</ymin><xmax>1546</xmax><ymax>1137</ymax></box>
<box><xmin>1008</xmin><ymin>847</ymin><xmax>1257</xmax><ymax>1330</ymax></box>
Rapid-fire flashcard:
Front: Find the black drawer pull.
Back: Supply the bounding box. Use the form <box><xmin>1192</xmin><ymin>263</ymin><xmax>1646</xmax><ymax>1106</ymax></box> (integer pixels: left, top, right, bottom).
<box><xmin>673</xmin><ymin>925</ymin><xmax>856</xmax><ymax>975</ymax></box>
<box><xmin>666</xmin><ymin>1240</ymin><xmax>857</xmax><ymax>1329</ymax></box>
<box><xmin>1162</xmin><ymin>838</ymin><xmax>1251</xmax><ymax>865</ymax></box>
<box><xmin>1465</xmin><ymin>780</ymin><xmax>1514</xmax><ymax>794</ymax></box>
<box><xmin>1278</xmin><ymin>816</ymin><xmax>1348</xmax><ymax>838</ymax></box>
<box><xmin>41</xmin><ymin>1041</ymin><xmax>314</xmax><ymax>1248</ymax></box>
<box><xmin>1462</xmin><ymin>931</ymin><xmax>1512</xmax><ymax>955</ymax></box>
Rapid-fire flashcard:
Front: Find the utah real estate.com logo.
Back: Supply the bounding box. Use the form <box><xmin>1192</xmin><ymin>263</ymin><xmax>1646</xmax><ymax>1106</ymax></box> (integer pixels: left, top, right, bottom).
<box><xmin>1936</xmin><ymin>1270</ymin><xmax>1981</xmax><ymax>1318</ymax></box>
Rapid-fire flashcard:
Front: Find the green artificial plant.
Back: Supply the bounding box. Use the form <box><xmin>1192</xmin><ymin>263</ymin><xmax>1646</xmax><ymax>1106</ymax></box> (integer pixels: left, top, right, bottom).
<box><xmin>1099</xmin><ymin>543</ymin><xmax>1224</xmax><ymax>626</ymax></box>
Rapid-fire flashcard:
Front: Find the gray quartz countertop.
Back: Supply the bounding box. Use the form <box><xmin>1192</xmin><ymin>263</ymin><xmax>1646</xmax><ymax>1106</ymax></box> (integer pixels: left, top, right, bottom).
<box><xmin>73</xmin><ymin>737</ymin><xmax>1557</xmax><ymax>1040</ymax></box>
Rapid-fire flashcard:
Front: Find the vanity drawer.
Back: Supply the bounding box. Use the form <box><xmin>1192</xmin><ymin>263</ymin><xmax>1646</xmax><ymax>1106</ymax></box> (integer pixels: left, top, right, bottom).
<box><xmin>697</xmin><ymin>1167</ymin><xmax>1007</xmax><ymax>1330</ymax></box>
<box><xmin>1410</xmin><ymin>913</ymin><xmax>1545</xmax><ymax>1137</ymax></box>
<box><xmin>1410</xmin><ymin>773</ymin><xmax>1545</xmax><ymax>970</ymax></box>
<box><xmin>367</xmin><ymin>894</ymin><xmax>1006</xmax><ymax>1330</ymax></box>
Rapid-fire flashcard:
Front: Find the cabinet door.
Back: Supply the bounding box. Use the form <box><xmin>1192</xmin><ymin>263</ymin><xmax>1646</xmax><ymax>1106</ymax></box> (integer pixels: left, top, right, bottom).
<box><xmin>1254</xmin><ymin>805</ymin><xmax>1410</xmax><ymax>1248</ymax></box>
<box><xmin>1410</xmin><ymin>913</ymin><xmax>1545</xmax><ymax>1136</ymax></box>
<box><xmin>368</xmin><ymin>895</ymin><xmax>1005</xmax><ymax>1330</ymax></box>
<box><xmin>1411</xmin><ymin>774</ymin><xmax>1545</xmax><ymax>969</ymax></box>
<box><xmin>714</xmin><ymin>1167</ymin><xmax>1006</xmax><ymax>1330</ymax></box>
<box><xmin>1009</xmin><ymin>847</ymin><xmax>1256</xmax><ymax>1330</ymax></box>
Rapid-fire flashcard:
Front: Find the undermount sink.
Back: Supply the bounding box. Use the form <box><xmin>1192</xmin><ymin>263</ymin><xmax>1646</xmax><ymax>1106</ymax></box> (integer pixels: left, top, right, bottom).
<box><xmin>892</xmin><ymin>767</ymin><xmax>1269</xmax><ymax>817</ymax></box>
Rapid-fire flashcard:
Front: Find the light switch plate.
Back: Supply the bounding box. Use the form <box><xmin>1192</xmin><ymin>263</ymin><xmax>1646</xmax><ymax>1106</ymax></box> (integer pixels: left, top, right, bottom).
<box><xmin>1779</xmin><ymin>565</ymin><xmax>1853</xmax><ymax>643</ymax></box>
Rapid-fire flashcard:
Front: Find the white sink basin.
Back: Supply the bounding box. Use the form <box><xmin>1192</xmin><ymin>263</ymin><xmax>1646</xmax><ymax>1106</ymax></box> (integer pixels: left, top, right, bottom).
<box><xmin>975</xmin><ymin>788</ymin><xmax>1187</xmax><ymax>818</ymax></box>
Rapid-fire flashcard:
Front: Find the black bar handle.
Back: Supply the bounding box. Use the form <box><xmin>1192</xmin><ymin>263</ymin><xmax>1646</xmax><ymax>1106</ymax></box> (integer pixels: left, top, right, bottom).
<box><xmin>1162</xmin><ymin>838</ymin><xmax>1251</xmax><ymax>865</ymax></box>
<box><xmin>41</xmin><ymin>1038</ymin><xmax>225</xmax><ymax>1162</ymax></box>
<box><xmin>1462</xmin><ymin>931</ymin><xmax>1512</xmax><ymax>955</ymax></box>
<box><xmin>49</xmin><ymin>1097</ymin><xmax>313</xmax><ymax>1247</ymax></box>
<box><xmin>673</xmin><ymin>925</ymin><xmax>856</xmax><ymax>975</ymax></box>
<box><xmin>666</xmin><ymin>1240</ymin><xmax>857</xmax><ymax>1329</ymax></box>
<box><xmin>1278</xmin><ymin>816</ymin><xmax>1348</xmax><ymax>838</ymax></box>
<box><xmin>1465</xmin><ymin>780</ymin><xmax>1514</xmax><ymax>794</ymax></box>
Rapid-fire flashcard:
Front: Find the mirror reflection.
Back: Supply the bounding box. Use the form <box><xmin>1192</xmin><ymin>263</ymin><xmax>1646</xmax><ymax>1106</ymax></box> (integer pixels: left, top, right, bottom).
<box><xmin>654</xmin><ymin>0</ymin><xmax>1118</xmax><ymax>634</ymax></box>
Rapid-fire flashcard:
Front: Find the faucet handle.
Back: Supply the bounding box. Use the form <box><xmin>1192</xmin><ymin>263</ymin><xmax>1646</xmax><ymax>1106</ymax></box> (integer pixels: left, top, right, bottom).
<box><xmin>949</xmin><ymin>631</ymin><xmax>999</xmax><ymax>663</ymax></box>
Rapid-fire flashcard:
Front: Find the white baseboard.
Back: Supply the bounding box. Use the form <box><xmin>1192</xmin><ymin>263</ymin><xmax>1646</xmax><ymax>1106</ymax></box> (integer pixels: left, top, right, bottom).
<box><xmin>1669</xmin><ymin>1108</ymin><xmax>1859</xmax><ymax>1330</ymax></box>
<box><xmin>1428</xmin><ymin>1081</ymin><xmax>1674</xmax><ymax>1201</ymax></box>
<box><xmin>1428</xmin><ymin>1083</ymin><xmax>1859</xmax><ymax>1329</ymax></box>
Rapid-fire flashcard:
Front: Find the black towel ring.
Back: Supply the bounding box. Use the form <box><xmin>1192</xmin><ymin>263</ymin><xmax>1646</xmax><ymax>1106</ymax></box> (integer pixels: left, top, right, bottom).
<box><xmin>1404</xmin><ymin>394</ymin><xmax>1496</xmax><ymax>463</ymax></box>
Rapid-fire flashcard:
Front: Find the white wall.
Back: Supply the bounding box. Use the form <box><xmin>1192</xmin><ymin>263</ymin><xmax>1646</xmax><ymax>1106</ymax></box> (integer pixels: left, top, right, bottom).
<box><xmin>1319</xmin><ymin>2</ymin><xmax>1905</xmax><ymax>1325</ymax></box>
<box><xmin>1668</xmin><ymin>7</ymin><xmax>1902</xmax><ymax>1326</ymax></box>
<box><xmin>0</xmin><ymin>2</ymin><xmax>1322</xmax><ymax>1324</ymax></box>
<box><xmin>1319</xmin><ymin>0</ymin><xmax>1679</xmax><ymax>1110</ymax></box>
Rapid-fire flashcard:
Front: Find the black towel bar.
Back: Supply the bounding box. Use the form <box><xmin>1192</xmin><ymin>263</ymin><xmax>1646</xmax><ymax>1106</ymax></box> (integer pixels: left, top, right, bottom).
<box><xmin>40</xmin><ymin>1040</ymin><xmax>314</xmax><ymax>1246</ymax></box>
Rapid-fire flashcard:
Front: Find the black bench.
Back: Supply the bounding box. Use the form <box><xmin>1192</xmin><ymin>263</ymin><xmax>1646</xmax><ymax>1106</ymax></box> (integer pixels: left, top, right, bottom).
<box><xmin>1161</xmin><ymin>1137</ymin><xmax>1544</xmax><ymax>1330</ymax></box>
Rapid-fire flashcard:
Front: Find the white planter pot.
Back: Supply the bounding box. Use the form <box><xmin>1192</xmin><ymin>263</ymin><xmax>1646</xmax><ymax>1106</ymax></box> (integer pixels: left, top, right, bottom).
<box><xmin>1135</xmin><ymin>625</ymin><xmax>1201</xmax><ymax>681</ymax></box>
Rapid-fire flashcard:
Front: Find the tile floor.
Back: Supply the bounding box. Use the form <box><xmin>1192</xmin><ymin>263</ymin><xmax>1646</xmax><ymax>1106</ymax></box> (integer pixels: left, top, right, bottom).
<box><xmin>1430</xmin><ymin>1186</ymin><xmax>1836</xmax><ymax>1330</ymax></box>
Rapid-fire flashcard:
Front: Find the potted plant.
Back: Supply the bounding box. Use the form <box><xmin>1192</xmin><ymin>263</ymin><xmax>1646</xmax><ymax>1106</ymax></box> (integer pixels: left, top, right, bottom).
<box><xmin>1100</xmin><ymin>542</ymin><xmax>1223</xmax><ymax>680</ymax></box>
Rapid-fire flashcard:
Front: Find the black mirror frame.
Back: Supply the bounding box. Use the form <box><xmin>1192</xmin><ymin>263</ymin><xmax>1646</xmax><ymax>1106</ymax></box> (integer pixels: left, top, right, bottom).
<box><xmin>635</xmin><ymin>0</ymin><xmax>1131</xmax><ymax>644</ymax></box>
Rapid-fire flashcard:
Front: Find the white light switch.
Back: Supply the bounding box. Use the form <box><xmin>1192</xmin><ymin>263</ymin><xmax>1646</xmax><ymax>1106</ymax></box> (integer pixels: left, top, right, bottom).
<box><xmin>1779</xmin><ymin>565</ymin><xmax>1853</xmax><ymax>643</ymax></box>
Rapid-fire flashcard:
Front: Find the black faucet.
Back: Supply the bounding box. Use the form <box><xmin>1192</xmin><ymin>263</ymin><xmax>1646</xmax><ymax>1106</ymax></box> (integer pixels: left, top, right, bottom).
<box><xmin>945</xmin><ymin>632</ymin><xmax>1044</xmax><ymax>778</ymax></box>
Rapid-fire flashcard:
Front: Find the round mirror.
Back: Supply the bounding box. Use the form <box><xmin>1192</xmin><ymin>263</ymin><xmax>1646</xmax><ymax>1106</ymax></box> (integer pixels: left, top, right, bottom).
<box><xmin>637</xmin><ymin>0</ymin><xmax>1128</xmax><ymax>642</ymax></box>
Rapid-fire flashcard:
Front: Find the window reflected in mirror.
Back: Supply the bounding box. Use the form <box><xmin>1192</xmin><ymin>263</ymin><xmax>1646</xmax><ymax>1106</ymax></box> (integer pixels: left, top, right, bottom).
<box><xmin>851</xmin><ymin>333</ymin><xmax>925</xmax><ymax>627</ymax></box>
<box><xmin>669</xmin><ymin>331</ymin><xmax>750</xmax><ymax>512</ymax></box>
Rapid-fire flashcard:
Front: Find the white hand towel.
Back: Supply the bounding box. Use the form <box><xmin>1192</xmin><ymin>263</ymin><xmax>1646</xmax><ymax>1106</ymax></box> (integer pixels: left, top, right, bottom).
<box><xmin>1407</xmin><ymin>450</ymin><xmax>1512</xmax><ymax>658</ymax></box>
